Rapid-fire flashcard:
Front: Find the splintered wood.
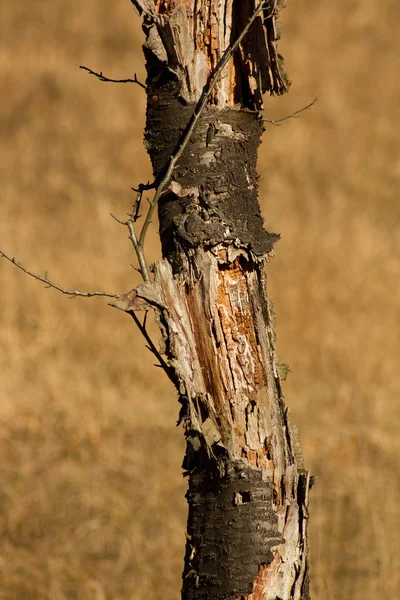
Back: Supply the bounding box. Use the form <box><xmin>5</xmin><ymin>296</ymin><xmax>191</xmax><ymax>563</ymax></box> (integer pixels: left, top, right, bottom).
<box><xmin>215</xmin><ymin>255</ymin><xmax>270</xmax><ymax>466</ymax></box>
<box><xmin>134</xmin><ymin>0</ymin><xmax>289</xmax><ymax>108</ymax></box>
<box><xmin>137</xmin><ymin>250</ymin><xmax>277</xmax><ymax>465</ymax></box>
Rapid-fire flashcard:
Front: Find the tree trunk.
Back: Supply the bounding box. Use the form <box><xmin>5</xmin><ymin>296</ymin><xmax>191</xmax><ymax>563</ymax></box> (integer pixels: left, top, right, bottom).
<box><xmin>128</xmin><ymin>1</ymin><xmax>311</xmax><ymax>598</ymax></box>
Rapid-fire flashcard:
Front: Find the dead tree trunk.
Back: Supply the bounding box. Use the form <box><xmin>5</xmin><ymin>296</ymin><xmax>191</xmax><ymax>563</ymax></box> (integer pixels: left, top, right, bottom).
<box><xmin>127</xmin><ymin>1</ymin><xmax>311</xmax><ymax>598</ymax></box>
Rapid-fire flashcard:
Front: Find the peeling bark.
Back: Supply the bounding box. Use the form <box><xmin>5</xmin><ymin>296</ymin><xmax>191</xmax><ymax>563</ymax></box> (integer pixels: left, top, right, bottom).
<box><xmin>124</xmin><ymin>1</ymin><xmax>311</xmax><ymax>598</ymax></box>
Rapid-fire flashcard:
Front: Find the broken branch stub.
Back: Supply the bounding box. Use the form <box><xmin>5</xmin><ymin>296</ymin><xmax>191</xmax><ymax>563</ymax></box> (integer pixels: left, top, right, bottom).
<box><xmin>134</xmin><ymin>0</ymin><xmax>289</xmax><ymax>107</ymax></box>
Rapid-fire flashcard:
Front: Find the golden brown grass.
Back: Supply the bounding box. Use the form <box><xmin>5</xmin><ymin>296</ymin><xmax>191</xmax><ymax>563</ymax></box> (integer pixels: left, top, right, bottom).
<box><xmin>1</xmin><ymin>1</ymin><xmax>399</xmax><ymax>598</ymax></box>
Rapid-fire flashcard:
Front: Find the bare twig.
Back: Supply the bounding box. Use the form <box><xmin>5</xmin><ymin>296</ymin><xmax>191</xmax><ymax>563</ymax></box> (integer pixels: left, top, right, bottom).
<box><xmin>265</xmin><ymin>97</ymin><xmax>317</xmax><ymax>126</ymax></box>
<box><xmin>131</xmin><ymin>182</ymin><xmax>155</xmax><ymax>222</ymax></box>
<box><xmin>138</xmin><ymin>0</ymin><xmax>271</xmax><ymax>249</ymax></box>
<box><xmin>0</xmin><ymin>249</ymin><xmax>118</xmax><ymax>299</ymax></box>
<box><xmin>110</xmin><ymin>181</ymin><xmax>156</xmax><ymax>282</ymax></box>
<box><xmin>129</xmin><ymin>311</ymin><xmax>173</xmax><ymax>377</ymax></box>
<box><xmin>110</xmin><ymin>211</ymin><xmax>150</xmax><ymax>283</ymax></box>
<box><xmin>0</xmin><ymin>248</ymin><xmax>174</xmax><ymax>379</ymax></box>
<box><xmin>79</xmin><ymin>65</ymin><xmax>146</xmax><ymax>89</ymax></box>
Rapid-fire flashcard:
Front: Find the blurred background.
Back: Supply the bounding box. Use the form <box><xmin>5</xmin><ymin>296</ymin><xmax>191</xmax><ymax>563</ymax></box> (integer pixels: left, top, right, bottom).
<box><xmin>0</xmin><ymin>1</ymin><xmax>399</xmax><ymax>598</ymax></box>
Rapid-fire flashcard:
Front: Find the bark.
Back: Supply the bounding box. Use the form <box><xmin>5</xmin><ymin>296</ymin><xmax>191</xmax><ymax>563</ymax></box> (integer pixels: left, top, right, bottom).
<box><xmin>125</xmin><ymin>1</ymin><xmax>311</xmax><ymax>598</ymax></box>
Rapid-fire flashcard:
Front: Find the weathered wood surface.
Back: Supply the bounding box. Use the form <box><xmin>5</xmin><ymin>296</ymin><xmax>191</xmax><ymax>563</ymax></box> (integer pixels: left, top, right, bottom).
<box><xmin>123</xmin><ymin>1</ymin><xmax>311</xmax><ymax>598</ymax></box>
<box><xmin>132</xmin><ymin>0</ymin><xmax>289</xmax><ymax>108</ymax></box>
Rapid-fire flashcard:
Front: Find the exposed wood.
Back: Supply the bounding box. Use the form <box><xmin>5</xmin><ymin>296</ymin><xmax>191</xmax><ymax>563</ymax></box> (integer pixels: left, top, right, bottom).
<box><xmin>133</xmin><ymin>0</ymin><xmax>290</xmax><ymax>108</ymax></box>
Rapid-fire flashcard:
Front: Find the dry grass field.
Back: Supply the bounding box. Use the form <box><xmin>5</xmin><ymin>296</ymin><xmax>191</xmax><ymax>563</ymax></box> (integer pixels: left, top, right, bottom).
<box><xmin>0</xmin><ymin>1</ymin><xmax>399</xmax><ymax>598</ymax></box>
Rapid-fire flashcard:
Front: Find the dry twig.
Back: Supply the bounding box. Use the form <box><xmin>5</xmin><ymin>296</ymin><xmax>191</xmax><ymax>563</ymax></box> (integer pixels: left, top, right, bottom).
<box><xmin>129</xmin><ymin>311</ymin><xmax>176</xmax><ymax>383</ymax></box>
<box><xmin>79</xmin><ymin>65</ymin><xmax>146</xmax><ymax>89</ymax></box>
<box><xmin>265</xmin><ymin>97</ymin><xmax>317</xmax><ymax>126</ymax></box>
<box><xmin>0</xmin><ymin>249</ymin><xmax>118</xmax><ymax>299</ymax></box>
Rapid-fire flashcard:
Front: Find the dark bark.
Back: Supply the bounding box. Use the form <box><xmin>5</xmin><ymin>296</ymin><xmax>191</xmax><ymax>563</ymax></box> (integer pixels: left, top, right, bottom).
<box><xmin>145</xmin><ymin>86</ymin><xmax>279</xmax><ymax>270</ymax></box>
<box><xmin>182</xmin><ymin>462</ymin><xmax>283</xmax><ymax>600</ymax></box>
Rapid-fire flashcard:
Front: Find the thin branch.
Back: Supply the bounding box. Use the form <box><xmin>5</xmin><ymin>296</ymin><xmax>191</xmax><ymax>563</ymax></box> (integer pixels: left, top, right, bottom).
<box><xmin>110</xmin><ymin>178</ymin><xmax>157</xmax><ymax>282</ymax></box>
<box><xmin>110</xmin><ymin>211</ymin><xmax>150</xmax><ymax>283</ymax></box>
<box><xmin>0</xmin><ymin>250</ymin><xmax>118</xmax><ymax>299</ymax></box>
<box><xmin>129</xmin><ymin>311</ymin><xmax>177</xmax><ymax>384</ymax></box>
<box><xmin>138</xmin><ymin>0</ymin><xmax>271</xmax><ymax>248</ymax></box>
<box><xmin>0</xmin><ymin>249</ymin><xmax>174</xmax><ymax>380</ymax></box>
<box><xmin>79</xmin><ymin>65</ymin><xmax>146</xmax><ymax>89</ymax></box>
<box><xmin>131</xmin><ymin>182</ymin><xmax>155</xmax><ymax>222</ymax></box>
<box><xmin>265</xmin><ymin>97</ymin><xmax>317</xmax><ymax>126</ymax></box>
